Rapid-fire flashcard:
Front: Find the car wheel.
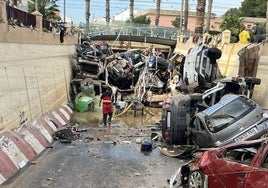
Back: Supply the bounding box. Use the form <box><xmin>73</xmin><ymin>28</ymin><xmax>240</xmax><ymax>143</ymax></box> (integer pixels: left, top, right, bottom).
<box><xmin>189</xmin><ymin>93</ymin><xmax>203</xmax><ymax>101</ymax></box>
<box><xmin>244</xmin><ymin>77</ymin><xmax>261</xmax><ymax>85</ymax></box>
<box><xmin>188</xmin><ymin>170</ymin><xmax>204</xmax><ymax>188</ymax></box>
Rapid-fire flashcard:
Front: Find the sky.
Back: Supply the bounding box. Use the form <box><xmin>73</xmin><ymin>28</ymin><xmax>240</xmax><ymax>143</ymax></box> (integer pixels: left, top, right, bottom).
<box><xmin>57</xmin><ymin>0</ymin><xmax>243</xmax><ymax>24</ymax></box>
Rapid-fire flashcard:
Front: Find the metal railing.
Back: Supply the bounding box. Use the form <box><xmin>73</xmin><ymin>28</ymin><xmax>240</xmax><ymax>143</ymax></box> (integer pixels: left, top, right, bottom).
<box><xmin>5</xmin><ymin>4</ymin><xmax>53</xmax><ymax>32</ymax></box>
<box><xmin>6</xmin><ymin>4</ymin><xmax>36</xmax><ymax>28</ymax></box>
<box><xmin>78</xmin><ymin>23</ymin><xmax>190</xmax><ymax>40</ymax></box>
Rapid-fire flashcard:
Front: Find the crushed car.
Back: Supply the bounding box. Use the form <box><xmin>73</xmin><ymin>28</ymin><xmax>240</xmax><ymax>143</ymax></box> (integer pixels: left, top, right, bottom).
<box><xmin>169</xmin><ymin>136</ymin><xmax>268</xmax><ymax>188</ymax></box>
<box><xmin>73</xmin><ymin>35</ymin><xmax>179</xmax><ymax>105</ymax></box>
<box><xmin>75</xmin><ymin>40</ymin><xmax>112</xmax><ymax>80</ymax></box>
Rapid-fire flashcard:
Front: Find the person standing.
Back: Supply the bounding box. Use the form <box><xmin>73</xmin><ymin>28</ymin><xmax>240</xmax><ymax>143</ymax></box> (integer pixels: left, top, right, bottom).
<box><xmin>253</xmin><ymin>22</ymin><xmax>263</xmax><ymax>43</ymax></box>
<box><xmin>238</xmin><ymin>26</ymin><xmax>250</xmax><ymax>44</ymax></box>
<box><xmin>99</xmin><ymin>87</ymin><xmax>113</xmax><ymax>126</ymax></box>
<box><xmin>60</xmin><ymin>25</ymin><xmax>65</xmax><ymax>43</ymax></box>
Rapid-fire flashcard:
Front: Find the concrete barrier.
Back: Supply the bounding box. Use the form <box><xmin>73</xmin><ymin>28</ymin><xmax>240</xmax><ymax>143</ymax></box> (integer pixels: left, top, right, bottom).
<box><xmin>0</xmin><ymin>103</ymin><xmax>73</xmax><ymax>185</ymax></box>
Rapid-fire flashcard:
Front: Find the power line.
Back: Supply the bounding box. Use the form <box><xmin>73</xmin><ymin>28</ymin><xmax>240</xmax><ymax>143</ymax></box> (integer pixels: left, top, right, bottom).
<box><xmin>57</xmin><ymin>0</ymin><xmax>241</xmax><ymax>12</ymax></box>
<box><xmin>57</xmin><ymin>0</ymin><xmax>241</xmax><ymax>22</ymax></box>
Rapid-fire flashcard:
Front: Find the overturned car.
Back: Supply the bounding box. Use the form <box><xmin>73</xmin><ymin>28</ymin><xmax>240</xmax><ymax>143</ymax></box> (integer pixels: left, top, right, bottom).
<box><xmin>161</xmin><ymin>43</ymin><xmax>262</xmax><ymax>146</ymax></box>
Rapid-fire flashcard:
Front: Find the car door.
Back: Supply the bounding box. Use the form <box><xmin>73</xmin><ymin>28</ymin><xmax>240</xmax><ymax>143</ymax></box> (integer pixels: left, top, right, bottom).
<box><xmin>242</xmin><ymin>143</ymin><xmax>268</xmax><ymax>188</ymax></box>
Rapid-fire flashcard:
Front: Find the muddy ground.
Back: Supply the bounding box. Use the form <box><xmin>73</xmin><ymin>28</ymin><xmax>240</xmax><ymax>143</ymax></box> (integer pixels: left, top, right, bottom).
<box><xmin>2</xmin><ymin>104</ymin><xmax>189</xmax><ymax>188</ymax></box>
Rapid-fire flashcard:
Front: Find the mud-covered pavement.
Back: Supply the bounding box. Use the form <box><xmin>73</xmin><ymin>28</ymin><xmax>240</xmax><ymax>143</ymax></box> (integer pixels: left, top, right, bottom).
<box><xmin>2</xmin><ymin>105</ymin><xmax>188</xmax><ymax>188</ymax></box>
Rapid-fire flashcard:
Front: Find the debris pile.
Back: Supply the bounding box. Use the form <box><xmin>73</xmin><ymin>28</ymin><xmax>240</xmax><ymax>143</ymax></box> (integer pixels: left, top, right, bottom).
<box><xmin>71</xmin><ymin>36</ymin><xmax>183</xmax><ymax>109</ymax></box>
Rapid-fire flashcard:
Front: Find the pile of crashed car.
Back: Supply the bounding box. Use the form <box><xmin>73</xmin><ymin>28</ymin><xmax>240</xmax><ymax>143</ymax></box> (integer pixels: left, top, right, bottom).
<box><xmin>71</xmin><ymin>35</ymin><xmax>178</xmax><ymax>106</ymax></box>
<box><xmin>71</xmin><ymin>35</ymin><xmax>268</xmax><ymax>187</ymax></box>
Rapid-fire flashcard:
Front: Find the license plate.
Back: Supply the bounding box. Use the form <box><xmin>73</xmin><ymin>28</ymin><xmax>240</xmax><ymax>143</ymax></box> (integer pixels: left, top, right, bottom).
<box><xmin>234</xmin><ymin>127</ymin><xmax>258</xmax><ymax>142</ymax></box>
<box><xmin>167</xmin><ymin>111</ymin><xmax>171</xmax><ymax>129</ymax></box>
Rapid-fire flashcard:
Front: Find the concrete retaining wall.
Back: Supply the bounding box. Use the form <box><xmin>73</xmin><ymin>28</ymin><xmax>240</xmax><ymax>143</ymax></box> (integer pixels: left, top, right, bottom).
<box><xmin>0</xmin><ymin>103</ymin><xmax>73</xmax><ymax>185</ymax></box>
<box><xmin>0</xmin><ymin>4</ymin><xmax>78</xmax><ymax>183</ymax></box>
<box><xmin>254</xmin><ymin>45</ymin><xmax>268</xmax><ymax>109</ymax></box>
<box><xmin>0</xmin><ymin>43</ymin><xmax>76</xmax><ymax>132</ymax></box>
<box><xmin>0</xmin><ymin>41</ymin><xmax>76</xmax><ymax>185</ymax></box>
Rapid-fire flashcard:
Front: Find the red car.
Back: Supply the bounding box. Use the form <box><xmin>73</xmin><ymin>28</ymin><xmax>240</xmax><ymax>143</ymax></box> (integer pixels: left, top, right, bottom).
<box><xmin>169</xmin><ymin>137</ymin><xmax>268</xmax><ymax>188</ymax></box>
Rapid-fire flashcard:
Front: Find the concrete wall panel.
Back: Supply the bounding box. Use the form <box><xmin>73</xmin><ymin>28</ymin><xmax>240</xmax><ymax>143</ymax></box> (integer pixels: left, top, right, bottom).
<box><xmin>0</xmin><ymin>43</ymin><xmax>75</xmax><ymax>131</ymax></box>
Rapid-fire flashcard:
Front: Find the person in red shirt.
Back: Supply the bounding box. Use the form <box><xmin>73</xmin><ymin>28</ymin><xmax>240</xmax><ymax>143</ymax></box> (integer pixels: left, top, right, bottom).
<box><xmin>99</xmin><ymin>87</ymin><xmax>113</xmax><ymax>126</ymax></box>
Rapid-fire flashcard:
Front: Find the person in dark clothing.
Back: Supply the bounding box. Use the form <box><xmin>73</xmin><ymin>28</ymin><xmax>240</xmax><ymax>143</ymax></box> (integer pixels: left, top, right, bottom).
<box><xmin>253</xmin><ymin>23</ymin><xmax>263</xmax><ymax>43</ymax></box>
<box><xmin>99</xmin><ymin>88</ymin><xmax>113</xmax><ymax>126</ymax></box>
<box><xmin>60</xmin><ymin>26</ymin><xmax>65</xmax><ymax>43</ymax></box>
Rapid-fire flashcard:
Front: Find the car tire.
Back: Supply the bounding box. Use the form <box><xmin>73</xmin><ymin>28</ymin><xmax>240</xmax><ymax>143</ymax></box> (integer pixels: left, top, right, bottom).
<box><xmin>189</xmin><ymin>93</ymin><xmax>203</xmax><ymax>101</ymax></box>
<box><xmin>188</xmin><ymin>170</ymin><xmax>205</xmax><ymax>188</ymax></box>
<box><xmin>171</xmin><ymin>105</ymin><xmax>187</xmax><ymax>145</ymax></box>
<box><xmin>244</xmin><ymin>77</ymin><xmax>261</xmax><ymax>85</ymax></box>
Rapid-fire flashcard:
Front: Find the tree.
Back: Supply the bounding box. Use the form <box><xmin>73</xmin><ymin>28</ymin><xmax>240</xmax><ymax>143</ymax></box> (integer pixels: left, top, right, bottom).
<box><xmin>85</xmin><ymin>0</ymin><xmax>90</xmax><ymax>33</ymax></box>
<box><xmin>240</xmin><ymin>0</ymin><xmax>266</xmax><ymax>18</ymax></box>
<box><xmin>224</xmin><ymin>7</ymin><xmax>242</xmax><ymax>17</ymax></box>
<box><xmin>220</xmin><ymin>8</ymin><xmax>243</xmax><ymax>42</ymax></box>
<box><xmin>126</xmin><ymin>15</ymin><xmax>151</xmax><ymax>25</ymax></box>
<box><xmin>155</xmin><ymin>0</ymin><xmax>161</xmax><ymax>26</ymax></box>
<box><xmin>205</xmin><ymin>0</ymin><xmax>213</xmax><ymax>33</ymax></box>
<box><xmin>194</xmin><ymin>0</ymin><xmax>206</xmax><ymax>40</ymax></box>
<box><xmin>106</xmin><ymin>0</ymin><xmax>110</xmax><ymax>25</ymax></box>
<box><xmin>28</xmin><ymin>0</ymin><xmax>60</xmax><ymax>21</ymax></box>
<box><xmin>184</xmin><ymin>0</ymin><xmax>189</xmax><ymax>32</ymax></box>
<box><xmin>129</xmin><ymin>0</ymin><xmax>134</xmax><ymax>23</ymax></box>
<box><xmin>171</xmin><ymin>16</ymin><xmax>181</xmax><ymax>28</ymax></box>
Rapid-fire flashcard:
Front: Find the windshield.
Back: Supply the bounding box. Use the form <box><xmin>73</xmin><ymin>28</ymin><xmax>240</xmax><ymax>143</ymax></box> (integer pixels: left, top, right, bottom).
<box><xmin>206</xmin><ymin>97</ymin><xmax>254</xmax><ymax>133</ymax></box>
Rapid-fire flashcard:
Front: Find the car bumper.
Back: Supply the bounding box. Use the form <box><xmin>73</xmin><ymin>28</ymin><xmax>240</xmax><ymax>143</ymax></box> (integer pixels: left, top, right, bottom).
<box><xmin>212</xmin><ymin>120</ymin><xmax>268</xmax><ymax>147</ymax></box>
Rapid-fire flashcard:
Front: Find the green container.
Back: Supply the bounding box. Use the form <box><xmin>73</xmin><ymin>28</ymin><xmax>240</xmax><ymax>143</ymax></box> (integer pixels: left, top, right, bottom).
<box><xmin>75</xmin><ymin>96</ymin><xmax>95</xmax><ymax>113</ymax></box>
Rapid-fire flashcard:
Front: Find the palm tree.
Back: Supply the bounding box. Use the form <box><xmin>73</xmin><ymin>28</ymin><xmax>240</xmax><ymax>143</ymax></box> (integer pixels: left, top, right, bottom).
<box><xmin>184</xmin><ymin>0</ymin><xmax>189</xmax><ymax>32</ymax></box>
<box><xmin>179</xmin><ymin>0</ymin><xmax>184</xmax><ymax>32</ymax></box>
<box><xmin>85</xmin><ymin>0</ymin><xmax>90</xmax><ymax>33</ymax></box>
<box><xmin>129</xmin><ymin>0</ymin><xmax>134</xmax><ymax>23</ymax></box>
<box><xmin>28</xmin><ymin>0</ymin><xmax>60</xmax><ymax>21</ymax></box>
<box><xmin>155</xmin><ymin>0</ymin><xmax>161</xmax><ymax>26</ymax></box>
<box><xmin>35</xmin><ymin>0</ymin><xmax>38</xmax><ymax>11</ymax></box>
<box><xmin>205</xmin><ymin>0</ymin><xmax>213</xmax><ymax>33</ymax></box>
<box><xmin>194</xmin><ymin>0</ymin><xmax>206</xmax><ymax>41</ymax></box>
<box><xmin>106</xmin><ymin>0</ymin><xmax>110</xmax><ymax>25</ymax></box>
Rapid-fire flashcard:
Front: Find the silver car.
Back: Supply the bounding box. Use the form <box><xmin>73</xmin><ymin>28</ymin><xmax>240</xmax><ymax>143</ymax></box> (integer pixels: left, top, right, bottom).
<box><xmin>190</xmin><ymin>94</ymin><xmax>268</xmax><ymax>148</ymax></box>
